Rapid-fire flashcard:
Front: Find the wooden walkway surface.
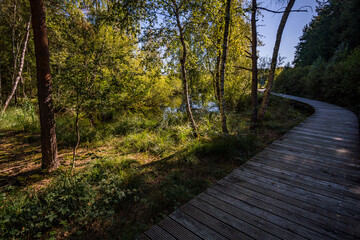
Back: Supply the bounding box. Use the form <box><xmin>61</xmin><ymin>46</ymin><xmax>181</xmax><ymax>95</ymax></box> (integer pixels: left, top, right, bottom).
<box><xmin>139</xmin><ymin>94</ymin><xmax>360</xmax><ymax>240</ymax></box>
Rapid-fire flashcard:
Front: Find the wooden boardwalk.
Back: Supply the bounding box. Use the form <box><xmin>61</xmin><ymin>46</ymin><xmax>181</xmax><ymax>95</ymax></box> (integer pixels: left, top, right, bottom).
<box><xmin>139</xmin><ymin>95</ymin><xmax>360</xmax><ymax>240</ymax></box>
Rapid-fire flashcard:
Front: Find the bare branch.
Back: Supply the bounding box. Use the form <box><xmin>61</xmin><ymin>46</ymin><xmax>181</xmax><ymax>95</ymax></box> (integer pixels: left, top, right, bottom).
<box><xmin>235</xmin><ymin>66</ymin><xmax>252</xmax><ymax>72</ymax></box>
<box><xmin>245</xmin><ymin>50</ymin><xmax>251</xmax><ymax>56</ymax></box>
<box><xmin>257</xmin><ymin>7</ymin><xmax>308</xmax><ymax>14</ymax></box>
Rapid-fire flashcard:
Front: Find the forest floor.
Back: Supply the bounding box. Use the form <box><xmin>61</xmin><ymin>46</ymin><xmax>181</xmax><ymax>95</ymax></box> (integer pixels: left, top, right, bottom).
<box><xmin>0</xmin><ymin>96</ymin><xmax>313</xmax><ymax>239</ymax></box>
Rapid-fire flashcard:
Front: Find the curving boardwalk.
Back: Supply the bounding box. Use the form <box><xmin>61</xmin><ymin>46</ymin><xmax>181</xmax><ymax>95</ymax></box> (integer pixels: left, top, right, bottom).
<box><xmin>139</xmin><ymin>95</ymin><xmax>360</xmax><ymax>240</ymax></box>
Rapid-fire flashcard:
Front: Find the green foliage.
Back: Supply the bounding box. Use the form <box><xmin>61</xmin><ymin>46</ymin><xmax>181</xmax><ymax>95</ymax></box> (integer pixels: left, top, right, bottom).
<box><xmin>191</xmin><ymin>134</ymin><xmax>258</xmax><ymax>162</ymax></box>
<box><xmin>274</xmin><ymin>47</ymin><xmax>360</xmax><ymax>115</ymax></box>
<box><xmin>294</xmin><ymin>0</ymin><xmax>360</xmax><ymax>66</ymax></box>
<box><xmin>0</xmin><ymin>101</ymin><xmax>39</xmax><ymax>132</ymax></box>
<box><xmin>146</xmin><ymin>171</ymin><xmax>210</xmax><ymax>216</ymax></box>
<box><xmin>0</xmin><ymin>157</ymin><xmax>140</xmax><ymax>239</ymax></box>
<box><xmin>55</xmin><ymin>116</ymin><xmax>98</xmax><ymax>147</ymax></box>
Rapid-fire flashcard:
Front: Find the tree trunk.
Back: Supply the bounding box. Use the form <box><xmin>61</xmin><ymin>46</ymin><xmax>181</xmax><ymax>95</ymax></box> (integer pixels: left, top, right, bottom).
<box><xmin>214</xmin><ymin>46</ymin><xmax>221</xmax><ymax>103</ymax></box>
<box><xmin>0</xmin><ymin>60</ymin><xmax>2</xmax><ymax>107</ymax></box>
<box><xmin>250</xmin><ymin>0</ymin><xmax>258</xmax><ymax>130</ymax></box>
<box><xmin>1</xmin><ymin>18</ymin><xmax>31</xmax><ymax>114</ymax></box>
<box><xmin>174</xmin><ymin>7</ymin><xmax>199</xmax><ymax>137</ymax></box>
<box><xmin>258</xmin><ymin>0</ymin><xmax>295</xmax><ymax>121</ymax></box>
<box><xmin>70</xmin><ymin>109</ymin><xmax>80</xmax><ymax>176</ymax></box>
<box><xmin>219</xmin><ymin>0</ymin><xmax>231</xmax><ymax>134</ymax></box>
<box><xmin>29</xmin><ymin>0</ymin><xmax>58</xmax><ymax>170</ymax></box>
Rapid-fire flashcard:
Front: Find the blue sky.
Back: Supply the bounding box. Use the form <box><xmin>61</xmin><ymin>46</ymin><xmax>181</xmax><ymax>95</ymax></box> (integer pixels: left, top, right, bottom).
<box><xmin>257</xmin><ymin>0</ymin><xmax>318</xmax><ymax>65</ymax></box>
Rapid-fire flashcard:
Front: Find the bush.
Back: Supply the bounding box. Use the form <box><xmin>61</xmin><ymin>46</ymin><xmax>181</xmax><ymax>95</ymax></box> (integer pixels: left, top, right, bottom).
<box><xmin>0</xmin><ymin>157</ymin><xmax>140</xmax><ymax>239</ymax></box>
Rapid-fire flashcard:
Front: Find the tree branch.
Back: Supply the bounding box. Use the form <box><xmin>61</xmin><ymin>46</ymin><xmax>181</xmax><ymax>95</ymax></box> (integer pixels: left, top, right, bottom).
<box><xmin>257</xmin><ymin>7</ymin><xmax>309</xmax><ymax>14</ymax></box>
<box><xmin>235</xmin><ymin>66</ymin><xmax>252</xmax><ymax>72</ymax></box>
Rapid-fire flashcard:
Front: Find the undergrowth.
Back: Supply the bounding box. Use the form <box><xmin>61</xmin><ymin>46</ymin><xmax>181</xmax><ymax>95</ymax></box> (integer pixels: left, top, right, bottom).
<box><xmin>0</xmin><ymin>95</ymin><xmax>312</xmax><ymax>239</ymax></box>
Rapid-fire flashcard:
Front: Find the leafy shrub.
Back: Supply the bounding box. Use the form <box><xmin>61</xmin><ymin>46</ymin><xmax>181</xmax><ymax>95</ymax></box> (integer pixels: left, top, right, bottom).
<box><xmin>56</xmin><ymin>116</ymin><xmax>98</xmax><ymax>146</ymax></box>
<box><xmin>0</xmin><ymin>157</ymin><xmax>140</xmax><ymax>239</ymax></box>
<box><xmin>113</xmin><ymin>115</ymin><xmax>159</xmax><ymax>136</ymax></box>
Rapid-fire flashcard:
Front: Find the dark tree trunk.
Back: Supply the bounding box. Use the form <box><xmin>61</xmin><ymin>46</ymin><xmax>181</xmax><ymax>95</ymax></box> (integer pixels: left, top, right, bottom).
<box><xmin>29</xmin><ymin>0</ymin><xmax>58</xmax><ymax>170</ymax></box>
<box><xmin>250</xmin><ymin>0</ymin><xmax>258</xmax><ymax>130</ymax></box>
<box><xmin>0</xmin><ymin>60</ymin><xmax>2</xmax><ymax>107</ymax></box>
<box><xmin>258</xmin><ymin>0</ymin><xmax>295</xmax><ymax>121</ymax></box>
<box><xmin>1</xmin><ymin>18</ymin><xmax>31</xmax><ymax>114</ymax></box>
<box><xmin>219</xmin><ymin>0</ymin><xmax>232</xmax><ymax>134</ymax></box>
<box><xmin>174</xmin><ymin>6</ymin><xmax>199</xmax><ymax>137</ymax></box>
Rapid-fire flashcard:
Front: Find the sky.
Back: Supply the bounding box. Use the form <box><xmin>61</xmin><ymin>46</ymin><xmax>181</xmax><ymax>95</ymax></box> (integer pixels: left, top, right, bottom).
<box><xmin>257</xmin><ymin>0</ymin><xmax>319</xmax><ymax>65</ymax></box>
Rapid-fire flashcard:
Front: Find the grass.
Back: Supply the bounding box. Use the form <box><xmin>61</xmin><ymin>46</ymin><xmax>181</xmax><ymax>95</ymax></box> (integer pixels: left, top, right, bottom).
<box><xmin>0</xmin><ymin>95</ymin><xmax>312</xmax><ymax>239</ymax></box>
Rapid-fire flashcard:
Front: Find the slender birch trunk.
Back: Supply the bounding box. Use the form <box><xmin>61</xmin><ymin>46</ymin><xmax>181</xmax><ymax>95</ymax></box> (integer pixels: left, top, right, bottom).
<box><xmin>29</xmin><ymin>0</ymin><xmax>58</xmax><ymax>170</ymax></box>
<box><xmin>258</xmin><ymin>0</ymin><xmax>295</xmax><ymax>121</ymax></box>
<box><xmin>1</xmin><ymin>18</ymin><xmax>31</xmax><ymax>114</ymax></box>
<box><xmin>250</xmin><ymin>0</ymin><xmax>258</xmax><ymax>130</ymax></box>
<box><xmin>174</xmin><ymin>6</ymin><xmax>199</xmax><ymax>137</ymax></box>
<box><xmin>219</xmin><ymin>0</ymin><xmax>231</xmax><ymax>134</ymax></box>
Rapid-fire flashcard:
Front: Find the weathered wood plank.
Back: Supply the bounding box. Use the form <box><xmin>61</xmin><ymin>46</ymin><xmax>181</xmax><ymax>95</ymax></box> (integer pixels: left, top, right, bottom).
<box><xmin>228</xmin><ymin>170</ymin><xmax>360</xmax><ymax>220</ymax></box>
<box><xmin>216</xmin><ymin>179</ymin><xmax>360</xmax><ymax>238</ymax></box>
<box><xmin>251</xmin><ymin>154</ymin><xmax>360</xmax><ymax>186</ymax></box>
<box><xmin>157</xmin><ymin>217</ymin><xmax>202</xmax><ymax>240</ymax></box>
<box><xmin>144</xmin><ymin>225</ymin><xmax>176</xmax><ymax>240</ymax></box>
<box><xmin>257</xmin><ymin>149</ymin><xmax>360</xmax><ymax>181</ymax></box>
<box><xmin>240</xmin><ymin>164</ymin><xmax>360</xmax><ymax>207</ymax></box>
<box><xmin>263</xmin><ymin>148</ymin><xmax>360</xmax><ymax>174</ymax></box>
<box><xmin>170</xmin><ymin>210</ymin><xmax>227</xmax><ymax>240</ymax></box>
<box><xmin>245</xmin><ymin>160</ymin><xmax>360</xmax><ymax>201</ymax></box>
<box><xmin>204</xmin><ymin>188</ymin><xmax>330</xmax><ymax>240</ymax></box>
<box><xmin>196</xmin><ymin>193</ymin><xmax>306</xmax><ymax>240</ymax></box>
<box><xmin>220</xmin><ymin>177</ymin><xmax>360</xmax><ymax>229</ymax></box>
<box><xmin>180</xmin><ymin>203</ymin><xmax>255</xmax><ymax>240</ymax></box>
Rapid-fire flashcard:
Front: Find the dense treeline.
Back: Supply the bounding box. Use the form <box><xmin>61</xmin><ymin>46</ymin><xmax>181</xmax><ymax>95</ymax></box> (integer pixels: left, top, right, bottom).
<box><xmin>273</xmin><ymin>0</ymin><xmax>360</xmax><ymax>116</ymax></box>
<box><xmin>0</xmin><ymin>0</ymin><xmax>252</xmax><ymax>119</ymax></box>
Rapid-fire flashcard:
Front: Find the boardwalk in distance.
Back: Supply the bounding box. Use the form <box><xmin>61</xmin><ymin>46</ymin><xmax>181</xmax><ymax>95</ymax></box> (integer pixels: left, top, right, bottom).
<box><xmin>139</xmin><ymin>94</ymin><xmax>360</xmax><ymax>240</ymax></box>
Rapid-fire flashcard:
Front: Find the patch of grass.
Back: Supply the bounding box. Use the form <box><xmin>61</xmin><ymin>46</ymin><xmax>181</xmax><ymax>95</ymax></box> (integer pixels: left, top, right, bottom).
<box><xmin>0</xmin><ymin>101</ymin><xmax>39</xmax><ymax>133</ymax></box>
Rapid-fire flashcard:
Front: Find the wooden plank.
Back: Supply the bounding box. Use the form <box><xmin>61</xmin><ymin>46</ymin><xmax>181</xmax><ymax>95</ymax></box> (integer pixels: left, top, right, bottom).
<box><xmin>241</xmin><ymin>164</ymin><xmax>360</xmax><ymax>207</ymax></box>
<box><xmin>180</xmin><ymin>203</ymin><xmax>255</xmax><ymax>240</ymax></box>
<box><xmin>169</xmin><ymin>210</ymin><xmax>227</xmax><ymax>240</ymax></box>
<box><xmin>204</xmin><ymin>188</ymin><xmax>329</xmax><ymax>240</ymax></box>
<box><xmin>263</xmin><ymin>148</ymin><xmax>360</xmax><ymax>175</ymax></box>
<box><xmin>196</xmin><ymin>193</ymin><xmax>306</xmax><ymax>240</ymax></box>
<box><xmin>267</xmin><ymin>143</ymin><xmax>360</xmax><ymax>168</ymax></box>
<box><xmin>136</xmin><ymin>234</ymin><xmax>152</xmax><ymax>240</ymax></box>
<box><xmin>158</xmin><ymin>217</ymin><xmax>202</xmax><ymax>240</ymax></box>
<box><xmin>285</xmin><ymin>130</ymin><xmax>360</xmax><ymax>146</ymax></box>
<box><xmin>220</xmin><ymin>177</ymin><xmax>360</xmax><ymax>229</ymax></box>
<box><xmin>208</xmin><ymin>185</ymin><xmax>353</xmax><ymax>239</ymax></box>
<box><xmin>216</xmin><ymin>179</ymin><xmax>360</xmax><ymax>238</ymax></box>
<box><xmin>271</xmin><ymin>142</ymin><xmax>360</xmax><ymax>165</ymax></box>
<box><xmin>258</xmin><ymin>149</ymin><xmax>360</xmax><ymax>181</ymax></box>
<box><xmin>144</xmin><ymin>225</ymin><xmax>176</xmax><ymax>240</ymax></box>
<box><xmin>274</xmin><ymin>139</ymin><xmax>359</xmax><ymax>158</ymax></box>
<box><xmin>279</xmin><ymin>136</ymin><xmax>360</xmax><ymax>154</ymax></box>
<box><xmin>251</xmin><ymin>154</ymin><xmax>360</xmax><ymax>186</ymax></box>
<box><xmin>227</xmin><ymin>170</ymin><xmax>360</xmax><ymax>220</ymax></box>
<box><xmin>292</xmin><ymin>127</ymin><xmax>359</xmax><ymax>141</ymax></box>
<box><xmin>245</xmin><ymin>160</ymin><xmax>360</xmax><ymax>201</ymax></box>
